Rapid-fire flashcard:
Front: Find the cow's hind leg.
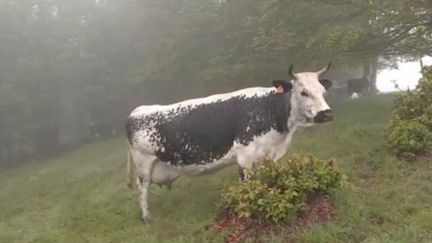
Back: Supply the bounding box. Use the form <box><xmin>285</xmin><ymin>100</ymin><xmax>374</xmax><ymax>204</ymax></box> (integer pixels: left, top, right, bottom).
<box><xmin>132</xmin><ymin>150</ymin><xmax>156</xmax><ymax>224</ymax></box>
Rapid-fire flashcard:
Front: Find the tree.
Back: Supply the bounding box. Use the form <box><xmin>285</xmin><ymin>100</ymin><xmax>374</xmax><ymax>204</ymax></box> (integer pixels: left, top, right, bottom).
<box><xmin>138</xmin><ymin>0</ymin><xmax>432</xmax><ymax>96</ymax></box>
<box><xmin>1</xmin><ymin>0</ymin><xmax>430</xmax><ymax>165</ymax></box>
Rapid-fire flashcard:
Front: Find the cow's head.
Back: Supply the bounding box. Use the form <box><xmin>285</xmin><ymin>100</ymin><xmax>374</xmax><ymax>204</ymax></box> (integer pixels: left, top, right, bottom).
<box><xmin>273</xmin><ymin>62</ymin><xmax>333</xmax><ymax>125</ymax></box>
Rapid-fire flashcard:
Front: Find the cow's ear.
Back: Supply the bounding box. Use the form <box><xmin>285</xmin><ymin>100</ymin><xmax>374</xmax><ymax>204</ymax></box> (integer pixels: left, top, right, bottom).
<box><xmin>319</xmin><ymin>79</ymin><xmax>332</xmax><ymax>90</ymax></box>
<box><xmin>272</xmin><ymin>80</ymin><xmax>292</xmax><ymax>93</ymax></box>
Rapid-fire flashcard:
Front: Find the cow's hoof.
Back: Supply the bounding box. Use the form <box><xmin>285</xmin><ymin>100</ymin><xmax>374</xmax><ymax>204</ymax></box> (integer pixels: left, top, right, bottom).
<box><xmin>141</xmin><ymin>215</ymin><xmax>152</xmax><ymax>224</ymax></box>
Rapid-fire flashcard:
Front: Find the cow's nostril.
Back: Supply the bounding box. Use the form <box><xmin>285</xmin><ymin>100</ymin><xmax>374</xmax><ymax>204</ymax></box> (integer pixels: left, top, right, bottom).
<box><xmin>323</xmin><ymin>109</ymin><xmax>332</xmax><ymax>115</ymax></box>
<box><xmin>324</xmin><ymin>110</ymin><xmax>333</xmax><ymax>118</ymax></box>
<box><xmin>313</xmin><ymin>109</ymin><xmax>333</xmax><ymax>123</ymax></box>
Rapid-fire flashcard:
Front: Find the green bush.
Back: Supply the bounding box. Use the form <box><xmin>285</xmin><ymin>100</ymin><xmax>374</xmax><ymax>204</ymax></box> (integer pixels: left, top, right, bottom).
<box><xmin>388</xmin><ymin>64</ymin><xmax>432</xmax><ymax>157</ymax></box>
<box><xmin>388</xmin><ymin>118</ymin><xmax>432</xmax><ymax>156</ymax></box>
<box><xmin>221</xmin><ymin>154</ymin><xmax>347</xmax><ymax>223</ymax></box>
<box><xmin>392</xmin><ymin>90</ymin><xmax>426</xmax><ymax>120</ymax></box>
<box><xmin>387</xmin><ymin>66</ymin><xmax>432</xmax><ymax>156</ymax></box>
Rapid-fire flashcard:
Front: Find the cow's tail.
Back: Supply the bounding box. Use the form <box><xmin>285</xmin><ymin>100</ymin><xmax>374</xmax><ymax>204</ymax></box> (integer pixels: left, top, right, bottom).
<box><xmin>126</xmin><ymin>143</ymin><xmax>134</xmax><ymax>189</ymax></box>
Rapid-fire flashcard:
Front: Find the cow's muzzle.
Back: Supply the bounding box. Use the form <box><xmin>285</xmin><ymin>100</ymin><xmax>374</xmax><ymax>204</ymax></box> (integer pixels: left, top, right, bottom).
<box><xmin>313</xmin><ymin>109</ymin><xmax>333</xmax><ymax>123</ymax></box>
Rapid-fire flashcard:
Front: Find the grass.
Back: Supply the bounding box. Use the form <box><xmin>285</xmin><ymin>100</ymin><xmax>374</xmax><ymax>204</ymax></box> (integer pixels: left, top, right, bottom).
<box><xmin>1</xmin><ymin>94</ymin><xmax>432</xmax><ymax>242</ymax></box>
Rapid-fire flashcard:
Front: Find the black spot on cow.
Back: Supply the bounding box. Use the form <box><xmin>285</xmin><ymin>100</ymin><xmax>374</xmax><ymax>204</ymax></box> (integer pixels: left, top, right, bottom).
<box><xmin>126</xmin><ymin>91</ymin><xmax>292</xmax><ymax>166</ymax></box>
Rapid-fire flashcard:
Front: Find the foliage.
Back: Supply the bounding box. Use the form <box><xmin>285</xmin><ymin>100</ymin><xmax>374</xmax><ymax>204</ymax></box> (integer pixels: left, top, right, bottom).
<box><xmin>255</xmin><ymin>0</ymin><xmax>432</xmax><ymax>60</ymax></box>
<box><xmin>0</xmin><ymin>84</ymin><xmax>33</xmax><ymax>163</ymax></box>
<box><xmin>221</xmin><ymin>154</ymin><xmax>348</xmax><ymax>223</ymax></box>
<box><xmin>135</xmin><ymin>0</ymin><xmax>432</xmax><ymax>103</ymax></box>
<box><xmin>388</xmin><ymin>118</ymin><xmax>432</xmax><ymax>157</ymax></box>
<box><xmin>387</xmin><ymin>66</ymin><xmax>432</xmax><ymax>156</ymax></box>
<box><xmin>0</xmin><ymin>0</ymin><xmax>151</xmax><ymax>163</ymax></box>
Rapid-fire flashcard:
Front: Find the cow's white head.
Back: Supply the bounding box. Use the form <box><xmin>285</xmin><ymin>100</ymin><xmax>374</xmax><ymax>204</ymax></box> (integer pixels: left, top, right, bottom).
<box><xmin>273</xmin><ymin>62</ymin><xmax>333</xmax><ymax>125</ymax></box>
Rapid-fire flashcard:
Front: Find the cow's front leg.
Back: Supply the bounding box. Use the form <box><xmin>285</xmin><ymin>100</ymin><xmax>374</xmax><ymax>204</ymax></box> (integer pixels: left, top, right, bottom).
<box><xmin>236</xmin><ymin>154</ymin><xmax>254</xmax><ymax>180</ymax></box>
<box><xmin>238</xmin><ymin>166</ymin><xmax>246</xmax><ymax>181</ymax></box>
<box><xmin>136</xmin><ymin>174</ymin><xmax>151</xmax><ymax>223</ymax></box>
<box><xmin>133</xmin><ymin>152</ymin><xmax>156</xmax><ymax>224</ymax></box>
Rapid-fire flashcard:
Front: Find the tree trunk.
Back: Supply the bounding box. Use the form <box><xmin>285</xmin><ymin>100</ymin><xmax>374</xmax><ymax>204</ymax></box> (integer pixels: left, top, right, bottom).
<box><xmin>362</xmin><ymin>56</ymin><xmax>378</xmax><ymax>95</ymax></box>
<box><xmin>370</xmin><ymin>56</ymin><xmax>378</xmax><ymax>94</ymax></box>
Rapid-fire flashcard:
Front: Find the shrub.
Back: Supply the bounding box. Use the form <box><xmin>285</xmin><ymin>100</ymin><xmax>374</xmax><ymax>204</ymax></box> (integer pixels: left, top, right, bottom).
<box><xmin>388</xmin><ymin>118</ymin><xmax>432</xmax><ymax>156</ymax></box>
<box><xmin>221</xmin><ymin>154</ymin><xmax>347</xmax><ymax>223</ymax></box>
<box><xmin>387</xmin><ymin>66</ymin><xmax>432</xmax><ymax>156</ymax></box>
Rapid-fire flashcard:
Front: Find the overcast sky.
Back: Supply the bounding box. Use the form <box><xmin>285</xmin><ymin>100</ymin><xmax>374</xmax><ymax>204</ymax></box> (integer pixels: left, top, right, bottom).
<box><xmin>377</xmin><ymin>56</ymin><xmax>432</xmax><ymax>93</ymax></box>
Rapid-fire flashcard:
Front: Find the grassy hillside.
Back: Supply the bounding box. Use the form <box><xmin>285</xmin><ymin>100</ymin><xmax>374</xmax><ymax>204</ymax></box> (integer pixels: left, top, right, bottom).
<box><xmin>1</xmin><ymin>95</ymin><xmax>432</xmax><ymax>242</ymax></box>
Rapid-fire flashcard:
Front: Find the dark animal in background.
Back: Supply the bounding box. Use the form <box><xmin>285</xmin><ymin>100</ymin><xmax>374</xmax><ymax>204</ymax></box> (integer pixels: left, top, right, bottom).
<box><xmin>346</xmin><ymin>76</ymin><xmax>370</xmax><ymax>98</ymax></box>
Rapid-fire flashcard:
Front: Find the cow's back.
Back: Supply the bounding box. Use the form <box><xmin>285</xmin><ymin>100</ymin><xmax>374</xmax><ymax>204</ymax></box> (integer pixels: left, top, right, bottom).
<box><xmin>126</xmin><ymin>87</ymin><xmax>285</xmax><ymax>166</ymax></box>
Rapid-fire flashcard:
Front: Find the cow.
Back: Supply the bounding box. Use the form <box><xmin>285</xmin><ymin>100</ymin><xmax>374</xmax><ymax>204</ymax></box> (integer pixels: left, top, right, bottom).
<box><xmin>346</xmin><ymin>76</ymin><xmax>369</xmax><ymax>97</ymax></box>
<box><xmin>125</xmin><ymin>63</ymin><xmax>333</xmax><ymax>223</ymax></box>
<box><xmin>350</xmin><ymin>92</ymin><xmax>360</xmax><ymax>100</ymax></box>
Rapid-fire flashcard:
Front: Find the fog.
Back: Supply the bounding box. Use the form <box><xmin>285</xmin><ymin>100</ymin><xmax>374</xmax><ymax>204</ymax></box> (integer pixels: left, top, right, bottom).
<box><xmin>0</xmin><ymin>0</ymin><xmax>431</xmax><ymax>167</ymax></box>
<box><xmin>377</xmin><ymin>56</ymin><xmax>432</xmax><ymax>92</ymax></box>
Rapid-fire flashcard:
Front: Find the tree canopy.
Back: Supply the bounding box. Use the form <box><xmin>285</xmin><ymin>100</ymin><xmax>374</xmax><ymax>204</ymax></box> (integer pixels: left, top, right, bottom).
<box><xmin>0</xmin><ymin>0</ymin><xmax>431</xmax><ymax>165</ymax></box>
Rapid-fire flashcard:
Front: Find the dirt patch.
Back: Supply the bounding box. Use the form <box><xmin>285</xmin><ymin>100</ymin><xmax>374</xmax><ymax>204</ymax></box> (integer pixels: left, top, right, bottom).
<box><xmin>209</xmin><ymin>197</ymin><xmax>335</xmax><ymax>243</ymax></box>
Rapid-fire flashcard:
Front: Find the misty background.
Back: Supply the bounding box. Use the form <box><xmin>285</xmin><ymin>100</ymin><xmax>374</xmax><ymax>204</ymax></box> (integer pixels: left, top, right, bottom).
<box><xmin>1</xmin><ymin>0</ymin><xmax>431</xmax><ymax>167</ymax></box>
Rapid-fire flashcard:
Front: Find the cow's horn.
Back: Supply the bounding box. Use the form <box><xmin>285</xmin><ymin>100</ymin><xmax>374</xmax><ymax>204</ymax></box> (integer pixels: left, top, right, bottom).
<box><xmin>317</xmin><ymin>62</ymin><xmax>332</xmax><ymax>76</ymax></box>
<box><xmin>289</xmin><ymin>64</ymin><xmax>297</xmax><ymax>80</ymax></box>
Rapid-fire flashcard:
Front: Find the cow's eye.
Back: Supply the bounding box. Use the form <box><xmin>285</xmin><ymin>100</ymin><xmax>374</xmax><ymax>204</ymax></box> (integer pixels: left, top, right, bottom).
<box><xmin>301</xmin><ymin>91</ymin><xmax>309</xmax><ymax>97</ymax></box>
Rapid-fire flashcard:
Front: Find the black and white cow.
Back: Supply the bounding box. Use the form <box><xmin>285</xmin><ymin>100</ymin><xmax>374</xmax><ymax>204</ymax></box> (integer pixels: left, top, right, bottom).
<box><xmin>347</xmin><ymin>76</ymin><xmax>370</xmax><ymax>98</ymax></box>
<box><xmin>125</xmin><ymin>63</ymin><xmax>333</xmax><ymax>223</ymax></box>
